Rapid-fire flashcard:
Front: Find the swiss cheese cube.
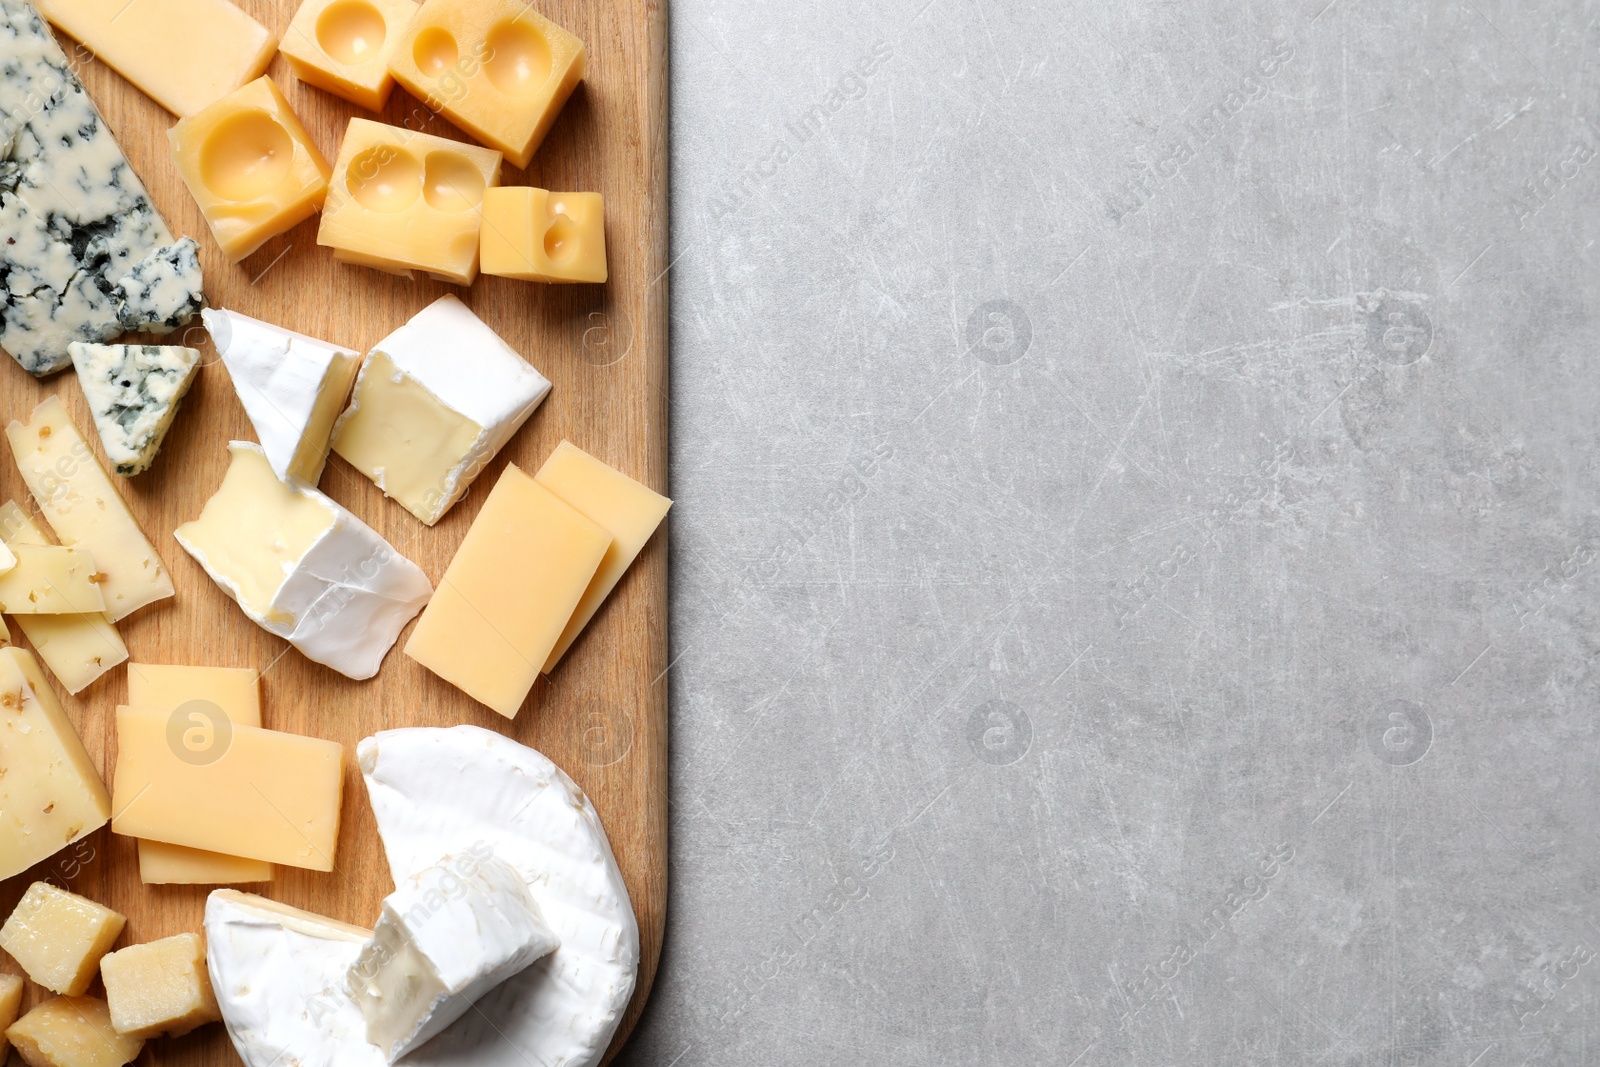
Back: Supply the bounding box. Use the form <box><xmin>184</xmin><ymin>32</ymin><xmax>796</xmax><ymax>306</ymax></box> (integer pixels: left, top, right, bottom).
<box><xmin>405</xmin><ymin>464</ymin><xmax>609</xmax><ymax>717</ymax></box>
<box><xmin>480</xmin><ymin>188</ymin><xmax>607</xmax><ymax>283</ymax></box>
<box><xmin>99</xmin><ymin>933</ymin><xmax>220</xmax><ymax>1038</ymax></box>
<box><xmin>6</xmin><ymin>996</ymin><xmax>143</xmax><ymax>1067</ymax></box>
<box><xmin>317</xmin><ymin>119</ymin><xmax>501</xmax><ymax>284</ymax></box>
<box><xmin>282</xmin><ymin>0</ymin><xmax>420</xmax><ymax>110</ymax></box>
<box><xmin>170</xmin><ymin>77</ymin><xmax>333</xmax><ymax>262</ymax></box>
<box><xmin>387</xmin><ymin>0</ymin><xmax>584</xmax><ymax>168</ymax></box>
<box><xmin>0</xmin><ymin>884</ymin><xmax>125</xmax><ymax>996</ymax></box>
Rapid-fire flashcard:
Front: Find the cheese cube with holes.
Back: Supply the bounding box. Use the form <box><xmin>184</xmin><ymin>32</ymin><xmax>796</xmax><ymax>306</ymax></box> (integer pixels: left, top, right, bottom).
<box><xmin>0</xmin><ymin>647</ymin><xmax>110</xmax><ymax>880</ymax></box>
<box><xmin>170</xmin><ymin>77</ymin><xmax>332</xmax><ymax>262</ymax></box>
<box><xmin>282</xmin><ymin>0</ymin><xmax>419</xmax><ymax>110</ymax></box>
<box><xmin>0</xmin><ymin>545</ymin><xmax>104</xmax><ymax>614</ymax></box>
<box><xmin>387</xmin><ymin>0</ymin><xmax>583</xmax><ymax>168</ymax></box>
<box><xmin>100</xmin><ymin>933</ymin><xmax>220</xmax><ymax>1039</ymax></box>
<box><xmin>6</xmin><ymin>996</ymin><xmax>143</xmax><ymax>1067</ymax></box>
<box><xmin>332</xmin><ymin>295</ymin><xmax>550</xmax><ymax>525</ymax></box>
<box><xmin>0</xmin><ymin>884</ymin><xmax>125</xmax><ymax>996</ymax></box>
<box><xmin>405</xmin><ymin>464</ymin><xmax>609</xmax><ymax>717</ymax></box>
<box><xmin>0</xmin><ymin>973</ymin><xmax>22</xmax><ymax>1059</ymax></box>
<box><xmin>481</xmin><ymin>188</ymin><xmax>607</xmax><ymax>283</ymax></box>
<box><xmin>317</xmin><ymin>119</ymin><xmax>501</xmax><ymax>284</ymax></box>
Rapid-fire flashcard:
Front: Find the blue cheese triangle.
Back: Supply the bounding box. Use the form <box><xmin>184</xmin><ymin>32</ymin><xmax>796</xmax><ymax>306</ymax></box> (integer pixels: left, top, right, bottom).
<box><xmin>68</xmin><ymin>343</ymin><xmax>200</xmax><ymax>475</ymax></box>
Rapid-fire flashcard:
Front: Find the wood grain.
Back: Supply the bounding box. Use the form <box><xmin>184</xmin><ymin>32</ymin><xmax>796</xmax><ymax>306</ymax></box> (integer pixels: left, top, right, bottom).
<box><xmin>0</xmin><ymin>0</ymin><xmax>668</xmax><ymax>1062</ymax></box>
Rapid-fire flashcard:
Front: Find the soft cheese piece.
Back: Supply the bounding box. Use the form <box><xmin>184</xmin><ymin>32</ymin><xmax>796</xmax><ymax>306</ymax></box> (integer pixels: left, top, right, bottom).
<box><xmin>317</xmin><ymin>118</ymin><xmax>501</xmax><ymax>284</ymax></box>
<box><xmin>405</xmin><ymin>465</ymin><xmax>608</xmax><ymax>717</ymax></box>
<box><xmin>6</xmin><ymin>397</ymin><xmax>174</xmax><ymax>620</ymax></box>
<box><xmin>205</xmin><ymin>309</ymin><xmax>362</xmax><ymax>485</ymax></box>
<box><xmin>0</xmin><ymin>973</ymin><xmax>21</xmax><ymax>1060</ymax></box>
<box><xmin>0</xmin><ymin>544</ymin><xmax>105</xmax><ymax>614</ymax></box>
<box><xmin>6</xmin><ymin>996</ymin><xmax>143</xmax><ymax>1067</ymax></box>
<box><xmin>175</xmin><ymin>442</ymin><xmax>432</xmax><ymax>679</ymax></box>
<box><xmin>0</xmin><ymin>646</ymin><xmax>111</xmax><ymax>880</ymax></box>
<box><xmin>68</xmin><ymin>343</ymin><xmax>200</xmax><ymax>475</ymax></box>
<box><xmin>0</xmin><ymin>0</ymin><xmax>205</xmax><ymax>375</ymax></box>
<box><xmin>35</xmin><ymin>0</ymin><xmax>275</xmax><ymax>117</ymax></box>
<box><xmin>388</xmin><ymin>0</ymin><xmax>584</xmax><ymax>168</ymax></box>
<box><xmin>0</xmin><ymin>502</ymin><xmax>125</xmax><ymax>694</ymax></box>
<box><xmin>349</xmin><ymin>853</ymin><xmax>559</xmax><ymax>1061</ymax></box>
<box><xmin>100</xmin><ymin>933</ymin><xmax>221</xmax><ymax>1038</ymax></box>
<box><xmin>480</xmin><ymin>188</ymin><xmax>607</xmax><ymax>283</ymax></box>
<box><xmin>360</xmin><ymin>727</ymin><xmax>639</xmax><ymax>1067</ymax></box>
<box><xmin>111</xmin><ymin>705</ymin><xmax>345</xmax><ymax>871</ymax></box>
<box><xmin>0</xmin><ymin>883</ymin><xmax>125</xmax><ymax>996</ymax></box>
<box><xmin>535</xmin><ymin>442</ymin><xmax>671</xmax><ymax>669</ymax></box>
<box><xmin>170</xmin><ymin>77</ymin><xmax>333</xmax><ymax>262</ymax></box>
<box><xmin>332</xmin><ymin>295</ymin><xmax>551</xmax><ymax>524</ymax></box>
<box><xmin>282</xmin><ymin>0</ymin><xmax>420</xmax><ymax>110</ymax></box>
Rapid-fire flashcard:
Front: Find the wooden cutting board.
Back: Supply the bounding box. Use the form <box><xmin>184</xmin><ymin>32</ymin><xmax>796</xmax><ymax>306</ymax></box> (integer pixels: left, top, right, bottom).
<box><xmin>0</xmin><ymin>0</ymin><xmax>668</xmax><ymax>1062</ymax></box>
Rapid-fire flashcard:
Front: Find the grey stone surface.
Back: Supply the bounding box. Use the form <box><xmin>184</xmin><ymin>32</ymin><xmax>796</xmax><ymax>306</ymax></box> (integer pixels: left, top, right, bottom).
<box><xmin>624</xmin><ymin>0</ymin><xmax>1600</xmax><ymax>1063</ymax></box>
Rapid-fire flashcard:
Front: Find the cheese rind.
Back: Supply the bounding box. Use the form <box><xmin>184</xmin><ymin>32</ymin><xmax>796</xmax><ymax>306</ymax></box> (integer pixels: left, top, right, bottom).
<box><xmin>68</xmin><ymin>343</ymin><xmax>200</xmax><ymax>475</ymax></box>
<box><xmin>176</xmin><ymin>442</ymin><xmax>432</xmax><ymax>680</ymax></box>
<box><xmin>332</xmin><ymin>295</ymin><xmax>551</xmax><ymax>524</ymax></box>
<box><xmin>100</xmin><ymin>933</ymin><xmax>221</xmax><ymax>1039</ymax></box>
<box><xmin>35</xmin><ymin>0</ymin><xmax>276</xmax><ymax>117</ymax></box>
<box><xmin>282</xmin><ymin>0</ymin><xmax>420</xmax><ymax>110</ymax></box>
<box><xmin>480</xmin><ymin>188</ymin><xmax>607</xmax><ymax>283</ymax></box>
<box><xmin>0</xmin><ymin>883</ymin><xmax>125</xmax><ymax>996</ymax></box>
<box><xmin>0</xmin><ymin>544</ymin><xmax>105</xmax><ymax>614</ymax></box>
<box><xmin>111</xmin><ymin>705</ymin><xmax>346</xmax><ymax>871</ymax></box>
<box><xmin>170</xmin><ymin>77</ymin><xmax>333</xmax><ymax>262</ymax></box>
<box><xmin>405</xmin><ymin>465</ymin><xmax>608</xmax><ymax>717</ymax></box>
<box><xmin>5</xmin><ymin>996</ymin><xmax>143</xmax><ymax>1067</ymax></box>
<box><xmin>5</xmin><ymin>397</ymin><xmax>174</xmax><ymax>620</ymax></box>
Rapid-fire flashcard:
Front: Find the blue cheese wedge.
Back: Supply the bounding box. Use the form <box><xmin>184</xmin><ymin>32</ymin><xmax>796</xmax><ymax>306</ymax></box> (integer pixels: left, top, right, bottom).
<box><xmin>68</xmin><ymin>342</ymin><xmax>201</xmax><ymax>475</ymax></box>
<box><xmin>0</xmin><ymin>0</ymin><xmax>205</xmax><ymax>376</ymax></box>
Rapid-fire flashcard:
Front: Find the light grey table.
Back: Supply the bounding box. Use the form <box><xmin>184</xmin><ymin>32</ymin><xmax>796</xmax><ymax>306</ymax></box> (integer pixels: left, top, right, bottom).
<box><xmin>621</xmin><ymin>0</ymin><xmax>1600</xmax><ymax>1062</ymax></box>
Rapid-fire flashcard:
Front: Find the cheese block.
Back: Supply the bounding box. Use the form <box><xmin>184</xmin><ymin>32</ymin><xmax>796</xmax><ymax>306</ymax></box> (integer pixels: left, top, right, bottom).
<box><xmin>68</xmin><ymin>343</ymin><xmax>201</xmax><ymax>475</ymax></box>
<box><xmin>480</xmin><ymin>188</ymin><xmax>608</xmax><ymax>283</ymax></box>
<box><xmin>204</xmin><ymin>309</ymin><xmax>362</xmax><ymax>485</ymax></box>
<box><xmin>0</xmin><ymin>0</ymin><xmax>205</xmax><ymax>375</ymax></box>
<box><xmin>0</xmin><ymin>882</ymin><xmax>125</xmax><ymax>996</ymax></box>
<box><xmin>100</xmin><ymin>933</ymin><xmax>221</xmax><ymax>1038</ymax></box>
<box><xmin>5</xmin><ymin>996</ymin><xmax>143</xmax><ymax>1067</ymax></box>
<box><xmin>0</xmin><ymin>973</ymin><xmax>21</xmax><ymax>1060</ymax></box>
<box><xmin>405</xmin><ymin>465</ymin><xmax>608</xmax><ymax>717</ymax></box>
<box><xmin>332</xmin><ymin>295</ymin><xmax>551</xmax><ymax>524</ymax></box>
<box><xmin>0</xmin><ymin>646</ymin><xmax>111</xmax><ymax>880</ymax></box>
<box><xmin>535</xmin><ymin>442</ymin><xmax>671</xmax><ymax>669</ymax></box>
<box><xmin>111</xmin><ymin>705</ymin><xmax>345</xmax><ymax>871</ymax></box>
<box><xmin>35</xmin><ymin>0</ymin><xmax>276</xmax><ymax>117</ymax></box>
<box><xmin>0</xmin><ymin>544</ymin><xmax>105</xmax><ymax>614</ymax></box>
<box><xmin>175</xmin><ymin>442</ymin><xmax>432</xmax><ymax>679</ymax></box>
<box><xmin>5</xmin><ymin>397</ymin><xmax>175</xmax><ymax>620</ymax></box>
<box><xmin>349</xmin><ymin>853</ymin><xmax>559</xmax><ymax>1061</ymax></box>
<box><xmin>281</xmin><ymin>0</ymin><xmax>420</xmax><ymax>110</ymax></box>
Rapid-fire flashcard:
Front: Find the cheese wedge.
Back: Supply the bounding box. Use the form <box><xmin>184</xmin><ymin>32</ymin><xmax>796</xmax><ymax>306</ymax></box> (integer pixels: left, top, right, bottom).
<box><xmin>68</xmin><ymin>343</ymin><xmax>200</xmax><ymax>475</ymax></box>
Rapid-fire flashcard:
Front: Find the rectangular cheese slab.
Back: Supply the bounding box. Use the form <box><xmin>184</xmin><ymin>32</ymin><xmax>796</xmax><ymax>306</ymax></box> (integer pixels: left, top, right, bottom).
<box><xmin>111</xmin><ymin>705</ymin><xmax>345</xmax><ymax>871</ymax></box>
<box><xmin>36</xmin><ymin>0</ymin><xmax>276</xmax><ymax>117</ymax></box>
<box><xmin>0</xmin><ymin>543</ymin><xmax>105</xmax><ymax>613</ymax></box>
<box><xmin>6</xmin><ymin>397</ymin><xmax>174</xmax><ymax>620</ymax></box>
<box><xmin>405</xmin><ymin>464</ymin><xmax>609</xmax><ymax>717</ymax></box>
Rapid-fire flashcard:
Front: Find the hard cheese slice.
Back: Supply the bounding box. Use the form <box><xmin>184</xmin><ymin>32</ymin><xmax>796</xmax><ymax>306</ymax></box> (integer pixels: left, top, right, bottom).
<box><xmin>535</xmin><ymin>442</ymin><xmax>671</xmax><ymax>670</ymax></box>
<box><xmin>0</xmin><ymin>544</ymin><xmax>104</xmax><ymax>613</ymax></box>
<box><xmin>405</xmin><ymin>465</ymin><xmax>608</xmax><ymax>718</ymax></box>
<box><xmin>68</xmin><ymin>343</ymin><xmax>200</xmax><ymax>475</ymax></box>
<box><xmin>5</xmin><ymin>397</ymin><xmax>174</xmax><ymax>620</ymax></box>
<box><xmin>112</xmin><ymin>706</ymin><xmax>345</xmax><ymax>871</ymax></box>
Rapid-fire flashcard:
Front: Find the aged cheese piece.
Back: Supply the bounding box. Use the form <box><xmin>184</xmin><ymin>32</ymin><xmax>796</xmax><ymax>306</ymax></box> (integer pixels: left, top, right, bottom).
<box><xmin>387</xmin><ymin>0</ymin><xmax>584</xmax><ymax>168</ymax></box>
<box><xmin>5</xmin><ymin>397</ymin><xmax>174</xmax><ymax>620</ymax></box>
<box><xmin>0</xmin><ymin>646</ymin><xmax>110</xmax><ymax>880</ymax></box>
<box><xmin>282</xmin><ymin>0</ymin><xmax>420</xmax><ymax>110</ymax></box>
<box><xmin>535</xmin><ymin>442</ymin><xmax>671</xmax><ymax>669</ymax></box>
<box><xmin>204</xmin><ymin>309</ymin><xmax>361</xmax><ymax>485</ymax></box>
<box><xmin>99</xmin><ymin>933</ymin><xmax>221</xmax><ymax>1039</ymax></box>
<box><xmin>126</xmin><ymin>663</ymin><xmax>273</xmax><ymax>885</ymax></box>
<box><xmin>0</xmin><ymin>544</ymin><xmax>104</xmax><ymax>614</ymax></box>
<box><xmin>332</xmin><ymin>295</ymin><xmax>550</xmax><ymax>525</ymax></box>
<box><xmin>6</xmin><ymin>996</ymin><xmax>142</xmax><ymax>1067</ymax></box>
<box><xmin>0</xmin><ymin>973</ymin><xmax>21</xmax><ymax>1060</ymax></box>
<box><xmin>111</xmin><ymin>705</ymin><xmax>345</xmax><ymax>871</ymax></box>
<box><xmin>317</xmin><ymin>118</ymin><xmax>501</xmax><ymax>285</ymax></box>
<box><xmin>0</xmin><ymin>502</ymin><xmax>125</xmax><ymax>694</ymax></box>
<box><xmin>35</xmin><ymin>0</ymin><xmax>275</xmax><ymax>117</ymax></box>
<box><xmin>68</xmin><ymin>343</ymin><xmax>200</xmax><ymax>475</ymax></box>
<box><xmin>405</xmin><ymin>465</ymin><xmax>608</xmax><ymax>717</ymax></box>
<box><xmin>0</xmin><ymin>883</ymin><xmax>125</xmax><ymax>996</ymax></box>
<box><xmin>349</xmin><ymin>853</ymin><xmax>558</xmax><ymax>1061</ymax></box>
<box><xmin>170</xmin><ymin>77</ymin><xmax>333</xmax><ymax>262</ymax></box>
<box><xmin>0</xmin><ymin>0</ymin><xmax>206</xmax><ymax>376</ymax></box>
<box><xmin>480</xmin><ymin>188</ymin><xmax>607</xmax><ymax>283</ymax></box>
<box><xmin>175</xmin><ymin>442</ymin><xmax>432</xmax><ymax>679</ymax></box>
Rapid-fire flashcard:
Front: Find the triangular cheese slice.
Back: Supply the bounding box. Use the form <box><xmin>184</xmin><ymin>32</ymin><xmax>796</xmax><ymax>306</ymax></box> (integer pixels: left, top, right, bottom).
<box><xmin>68</xmin><ymin>342</ymin><xmax>200</xmax><ymax>475</ymax></box>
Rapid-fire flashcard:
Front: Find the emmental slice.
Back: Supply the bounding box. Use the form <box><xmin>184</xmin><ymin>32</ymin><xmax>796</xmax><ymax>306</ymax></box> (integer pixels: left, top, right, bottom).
<box><xmin>0</xmin><ymin>883</ymin><xmax>124</xmax><ymax>996</ymax></box>
<box><xmin>111</xmin><ymin>706</ymin><xmax>345</xmax><ymax>871</ymax></box>
<box><xmin>405</xmin><ymin>464</ymin><xmax>609</xmax><ymax>717</ymax></box>
<box><xmin>6</xmin><ymin>996</ymin><xmax>143</xmax><ymax>1067</ymax></box>
<box><xmin>68</xmin><ymin>343</ymin><xmax>201</xmax><ymax>475</ymax></box>
<box><xmin>5</xmin><ymin>397</ymin><xmax>174</xmax><ymax>621</ymax></box>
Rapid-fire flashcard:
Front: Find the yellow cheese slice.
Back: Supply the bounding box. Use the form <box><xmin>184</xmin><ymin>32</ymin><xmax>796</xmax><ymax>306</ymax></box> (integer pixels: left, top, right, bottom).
<box><xmin>0</xmin><ymin>544</ymin><xmax>104</xmax><ymax>614</ymax></box>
